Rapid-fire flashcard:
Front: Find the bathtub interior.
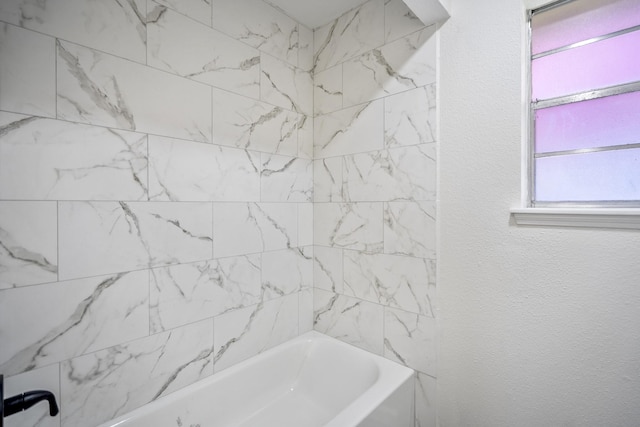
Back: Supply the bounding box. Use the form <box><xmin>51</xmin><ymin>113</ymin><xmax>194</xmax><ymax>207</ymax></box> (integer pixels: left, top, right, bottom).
<box><xmin>100</xmin><ymin>331</ymin><xmax>414</xmax><ymax>427</ymax></box>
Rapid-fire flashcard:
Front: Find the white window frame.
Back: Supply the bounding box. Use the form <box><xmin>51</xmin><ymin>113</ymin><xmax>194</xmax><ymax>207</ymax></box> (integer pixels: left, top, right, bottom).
<box><xmin>511</xmin><ymin>0</ymin><xmax>640</xmax><ymax>230</ymax></box>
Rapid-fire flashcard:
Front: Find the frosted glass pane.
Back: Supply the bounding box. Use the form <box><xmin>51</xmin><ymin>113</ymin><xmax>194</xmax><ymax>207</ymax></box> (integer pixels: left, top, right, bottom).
<box><xmin>535</xmin><ymin>149</ymin><xmax>640</xmax><ymax>202</ymax></box>
<box><xmin>532</xmin><ymin>0</ymin><xmax>640</xmax><ymax>55</ymax></box>
<box><xmin>532</xmin><ymin>30</ymin><xmax>640</xmax><ymax>100</ymax></box>
<box><xmin>535</xmin><ymin>91</ymin><xmax>640</xmax><ymax>153</ymax></box>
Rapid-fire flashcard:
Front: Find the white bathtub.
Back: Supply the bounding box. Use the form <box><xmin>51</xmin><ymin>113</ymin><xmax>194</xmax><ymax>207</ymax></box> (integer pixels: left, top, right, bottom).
<box><xmin>99</xmin><ymin>331</ymin><xmax>415</xmax><ymax>427</ymax></box>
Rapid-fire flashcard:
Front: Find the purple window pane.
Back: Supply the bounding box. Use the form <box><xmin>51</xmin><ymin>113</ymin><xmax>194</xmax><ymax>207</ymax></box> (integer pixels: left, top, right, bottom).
<box><xmin>535</xmin><ymin>91</ymin><xmax>640</xmax><ymax>154</ymax></box>
<box><xmin>532</xmin><ymin>0</ymin><xmax>640</xmax><ymax>55</ymax></box>
<box><xmin>535</xmin><ymin>149</ymin><xmax>640</xmax><ymax>202</ymax></box>
<box><xmin>532</xmin><ymin>29</ymin><xmax>640</xmax><ymax>100</ymax></box>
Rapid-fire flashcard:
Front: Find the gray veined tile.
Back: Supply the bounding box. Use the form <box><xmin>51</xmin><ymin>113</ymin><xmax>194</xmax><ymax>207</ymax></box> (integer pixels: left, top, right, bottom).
<box><xmin>0</xmin><ymin>201</ymin><xmax>57</xmax><ymax>289</ymax></box>
<box><xmin>0</xmin><ymin>23</ymin><xmax>55</xmax><ymax>118</ymax></box>
<box><xmin>261</xmin><ymin>153</ymin><xmax>313</xmax><ymax>202</ymax></box>
<box><xmin>61</xmin><ymin>319</ymin><xmax>214</xmax><ymax>427</ymax></box>
<box><xmin>342</xmin><ymin>144</ymin><xmax>437</xmax><ymax>202</ymax></box>
<box><xmin>298</xmin><ymin>23</ymin><xmax>314</xmax><ymax>73</ymax></box>
<box><xmin>314</xmin><ymin>202</ymin><xmax>383</xmax><ymax>252</ymax></box>
<box><xmin>213</xmin><ymin>203</ymin><xmax>298</xmax><ymax>258</ymax></box>
<box><xmin>0</xmin><ymin>0</ymin><xmax>147</xmax><ymax>63</ymax></box>
<box><xmin>344</xmin><ymin>252</ymin><xmax>436</xmax><ymax>317</ymax></box>
<box><xmin>57</xmin><ymin>41</ymin><xmax>212</xmax><ymax>143</ymax></box>
<box><xmin>58</xmin><ymin>201</ymin><xmax>213</xmax><ymax>280</ymax></box>
<box><xmin>415</xmin><ymin>372</ymin><xmax>437</xmax><ymax>427</ymax></box>
<box><xmin>384</xmin><ymin>307</ymin><xmax>436</xmax><ymax>375</ymax></box>
<box><xmin>261</xmin><ymin>53</ymin><xmax>313</xmax><ymax>116</ymax></box>
<box><xmin>314</xmin><ymin>65</ymin><xmax>343</xmax><ymax>116</ymax></box>
<box><xmin>342</xmin><ymin>25</ymin><xmax>437</xmax><ymax>107</ymax></box>
<box><xmin>384</xmin><ymin>201</ymin><xmax>436</xmax><ymax>259</ymax></box>
<box><xmin>298</xmin><ymin>203</ymin><xmax>314</xmax><ymax>247</ymax></box>
<box><xmin>3</xmin><ymin>365</ymin><xmax>60</xmax><ymax>427</ymax></box>
<box><xmin>0</xmin><ymin>112</ymin><xmax>148</xmax><ymax>201</ymax></box>
<box><xmin>147</xmin><ymin>4</ymin><xmax>260</xmax><ymax>99</ymax></box>
<box><xmin>297</xmin><ymin>114</ymin><xmax>314</xmax><ymax>159</ymax></box>
<box><xmin>313</xmin><ymin>246</ymin><xmax>344</xmax><ymax>294</ymax></box>
<box><xmin>213</xmin><ymin>293</ymin><xmax>298</xmax><ymax>371</ymax></box>
<box><xmin>150</xmin><ymin>255</ymin><xmax>261</xmax><ymax>332</ymax></box>
<box><xmin>313</xmin><ymin>0</ymin><xmax>385</xmax><ymax>72</ymax></box>
<box><xmin>212</xmin><ymin>88</ymin><xmax>299</xmax><ymax>156</ymax></box>
<box><xmin>313</xmin><ymin>289</ymin><xmax>384</xmax><ymax>355</ymax></box>
<box><xmin>384</xmin><ymin>0</ymin><xmax>426</xmax><ymax>43</ymax></box>
<box><xmin>299</xmin><ymin>287</ymin><xmax>314</xmax><ymax>334</ymax></box>
<box><xmin>0</xmin><ymin>270</ymin><xmax>149</xmax><ymax>376</ymax></box>
<box><xmin>153</xmin><ymin>0</ymin><xmax>212</xmax><ymax>26</ymax></box>
<box><xmin>385</xmin><ymin>84</ymin><xmax>437</xmax><ymax>147</ymax></box>
<box><xmin>212</xmin><ymin>0</ymin><xmax>298</xmax><ymax>66</ymax></box>
<box><xmin>314</xmin><ymin>100</ymin><xmax>384</xmax><ymax>159</ymax></box>
<box><xmin>262</xmin><ymin>247</ymin><xmax>313</xmax><ymax>301</ymax></box>
<box><xmin>148</xmin><ymin>135</ymin><xmax>260</xmax><ymax>201</ymax></box>
<box><xmin>314</xmin><ymin>157</ymin><xmax>343</xmax><ymax>202</ymax></box>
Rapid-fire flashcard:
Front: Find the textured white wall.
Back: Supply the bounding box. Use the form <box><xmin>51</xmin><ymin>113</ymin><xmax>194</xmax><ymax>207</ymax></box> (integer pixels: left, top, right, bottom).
<box><xmin>438</xmin><ymin>0</ymin><xmax>640</xmax><ymax>426</ymax></box>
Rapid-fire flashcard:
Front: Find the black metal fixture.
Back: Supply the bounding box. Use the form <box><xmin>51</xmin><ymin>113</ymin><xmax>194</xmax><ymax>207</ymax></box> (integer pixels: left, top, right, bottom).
<box><xmin>1</xmin><ymin>375</ymin><xmax>59</xmax><ymax>427</ymax></box>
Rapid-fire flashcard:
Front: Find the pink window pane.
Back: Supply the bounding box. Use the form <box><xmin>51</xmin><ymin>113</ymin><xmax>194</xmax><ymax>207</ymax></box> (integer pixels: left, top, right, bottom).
<box><xmin>535</xmin><ymin>91</ymin><xmax>640</xmax><ymax>154</ymax></box>
<box><xmin>532</xmin><ymin>29</ymin><xmax>640</xmax><ymax>100</ymax></box>
<box><xmin>535</xmin><ymin>149</ymin><xmax>640</xmax><ymax>202</ymax></box>
<box><xmin>532</xmin><ymin>0</ymin><xmax>640</xmax><ymax>55</ymax></box>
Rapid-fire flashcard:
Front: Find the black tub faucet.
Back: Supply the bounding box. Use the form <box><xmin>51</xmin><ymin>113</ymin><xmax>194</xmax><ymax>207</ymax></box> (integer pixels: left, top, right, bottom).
<box><xmin>1</xmin><ymin>375</ymin><xmax>59</xmax><ymax>427</ymax></box>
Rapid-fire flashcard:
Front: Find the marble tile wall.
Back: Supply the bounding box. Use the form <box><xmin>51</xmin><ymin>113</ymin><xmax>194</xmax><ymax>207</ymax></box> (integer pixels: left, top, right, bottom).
<box><xmin>0</xmin><ymin>0</ymin><xmax>313</xmax><ymax>426</ymax></box>
<box><xmin>312</xmin><ymin>1</ymin><xmax>438</xmax><ymax>426</ymax></box>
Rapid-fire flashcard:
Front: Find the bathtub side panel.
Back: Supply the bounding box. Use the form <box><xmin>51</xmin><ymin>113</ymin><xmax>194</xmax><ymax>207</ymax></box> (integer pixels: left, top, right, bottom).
<box><xmin>357</xmin><ymin>375</ymin><xmax>415</xmax><ymax>427</ymax></box>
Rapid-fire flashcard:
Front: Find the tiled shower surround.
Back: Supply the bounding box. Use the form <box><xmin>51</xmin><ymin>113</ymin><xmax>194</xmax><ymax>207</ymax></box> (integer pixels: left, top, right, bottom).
<box><xmin>0</xmin><ymin>0</ymin><xmax>436</xmax><ymax>426</ymax></box>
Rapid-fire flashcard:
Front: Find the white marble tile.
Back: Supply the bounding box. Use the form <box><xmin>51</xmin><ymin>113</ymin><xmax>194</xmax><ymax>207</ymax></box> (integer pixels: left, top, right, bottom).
<box><xmin>0</xmin><ymin>271</ymin><xmax>149</xmax><ymax>376</ymax></box>
<box><xmin>4</xmin><ymin>364</ymin><xmax>60</xmax><ymax>427</ymax></box>
<box><xmin>0</xmin><ymin>201</ymin><xmax>57</xmax><ymax>289</ymax></box>
<box><xmin>343</xmin><ymin>26</ymin><xmax>437</xmax><ymax>107</ymax></box>
<box><xmin>314</xmin><ymin>65</ymin><xmax>343</xmax><ymax>116</ymax></box>
<box><xmin>384</xmin><ymin>201</ymin><xmax>436</xmax><ymax>259</ymax></box>
<box><xmin>262</xmin><ymin>247</ymin><xmax>313</xmax><ymax>300</ymax></box>
<box><xmin>261</xmin><ymin>153</ymin><xmax>313</xmax><ymax>202</ymax></box>
<box><xmin>314</xmin><ymin>157</ymin><xmax>343</xmax><ymax>202</ymax></box>
<box><xmin>314</xmin><ymin>100</ymin><xmax>384</xmax><ymax>159</ymax></box>
<box><xmin>314</xmin><ymin>203</ymin><xmax>383</xmax><ymax>252</ymax></box>
<box><xmin>298</xmin><ymin>203</ymin><xmax>314</xmax><ymax>247</ymax></box>
<box><xmin>150</xmin><ymin>255</ymin><xmax>262</xmax><ymax>332</ymax></box>
<box><xmin>299</xmin><ymin>287</ymin><xmax>314</xmax><ymax>333</ymax></box>
<box><xmin>385</xmin><ymin>84</ymin><xmax>437</xmax><ymax>148</ymax></box>
<box><xmin>0</xmin><ymin>113</ymin><xmax>148</xmax><ymax>201</ymax></box>
<box><xmin>313</xmin><ymin>246</ymin><xmax>343</xmax><ymax>294</ymax></box>
<box><xmin>313</xmin><ymin>289</ymin><xmax>383</xmax><ymax>355</ymax></box>
<box><xmin>154</xmin><ymin>0</ymin><xmax>212</xmax><ymax>26</ymax></box>
<box><xmin>298</xmin><ymin>24</ymin><xmax>314</xmax><ymax>72</ymax></box>
<box><xmin>344</xmin><ymin>252</ymin><xmax>435</xmax><ymax>317</ymax></box>
<box><xmin>147</xmin><ymin>4</ymin><xmax>260</xmax><ymax>99</ymax></box>
<box><xmin>0</xmin><ymin>23</ymin><xmax>55</xmax><ymax>117</ymax></box>
<box><xmin>261</xmin><ymin>53</ymin><xmax>313</xmax><ymax>116</ymax></box>
<box><xmin>213</xmin><ymin>294</ymin><xmax>298</xmax><ymax>371</ymax></box>
<box><xmin>58</xmin><ymin>202</ymin><xmax>213</xmax><ymax>280</ymax></box>
<box><xmin>313</xmin><ymin>0</ymin><xmax>385</xmax><ymax>72</ymax></box>
<box><xmin>0</xmin><ymin>0</ymin><xmax>147</xmax><ymax>63</ymax></box>
<box><xmin>385</xmin><ymin>0</ymin><xmax>425</xmax><ymax>43</ymax></box>
<box><xmin>61</xmin><ymin>319</ymin><xmax>214</xmax><ymax>427</ymax></box>
<box><xmin>297</xmin><ymin>114</ymin><xmax>313</xmax><ymax>159</ymax></box>
<box><xmin>415</xmin><ymin>373</ymin><xmax>437</xmax><ymax>427</ymax></box>
<box><xmin>212</xmin><ymin>0</ymin><xmax>298</xmax><ymax>65</ymax></box>
<box><xmin>57</xmin><ymin>41</ymin><xmax>212</xmax><ymax>143</ymax></box>
<box><xmin>384</xmin><ymin>307</ymin><xmax>436</xmax><ymax>375</ymax></box>
<box><xmin>213</xmin><ymin>203</ymin><xmax>297</xmax><ymax>258</ymax></box>
<box><xmin>148</xmin><ymin>135</ymin><xmax>260</xmax><ymax>202</ymax></box>
<box><xmin>212</xmin><ymin>88</ymin><xmax>298</xmax><ymax>156</ymax></box>
<box><xmin>343</xmin><ymin>144</ymin><xmax>437</xmax><ymax>201</ymax></box>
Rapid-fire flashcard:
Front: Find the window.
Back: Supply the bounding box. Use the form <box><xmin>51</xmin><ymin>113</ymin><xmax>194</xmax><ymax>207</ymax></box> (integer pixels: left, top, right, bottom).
<box><xmin>527</xmin><ymin>0</ymin><xmax>640</xmax><ymax>208</ymax></box>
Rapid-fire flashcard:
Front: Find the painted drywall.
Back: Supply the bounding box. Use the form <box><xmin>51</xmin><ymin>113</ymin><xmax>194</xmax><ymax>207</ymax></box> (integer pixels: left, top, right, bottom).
<box><xmin>438</xmin><ymin>0</ymin><xmax>640</xmax><ymax>426</ymax></box>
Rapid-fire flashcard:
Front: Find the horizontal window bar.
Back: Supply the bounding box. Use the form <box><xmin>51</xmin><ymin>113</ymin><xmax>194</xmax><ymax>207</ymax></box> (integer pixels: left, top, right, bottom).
<box><xmin>531</xmin><ymin>0</ymin><xmax>576</xmax><ymax>16</ymax></box>
<box><xmin>533</xmin><ymin>81</ymin><xmax>640</xmax><ymax>109</ymax></box>
<box><xmin>532</xmin><ymin>200</ymin><xmax>640</xmax><ymax>208</ymax></box>
<box><xmin>532</xmin><ymin>24</ymin><xmax>640</xmax><ymax>59</ymax></box>
<box><xmin>535</xmin><ymin>142</ymin><xmax>640</xmax><ymax>158</ymax></box>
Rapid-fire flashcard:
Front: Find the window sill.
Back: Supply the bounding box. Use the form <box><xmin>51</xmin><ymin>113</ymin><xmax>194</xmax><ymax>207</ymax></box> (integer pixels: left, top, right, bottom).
<box><xmin>510</xmin><ymin>208</ymin><xmax>640</xmax><ymax>230</ymax></box>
